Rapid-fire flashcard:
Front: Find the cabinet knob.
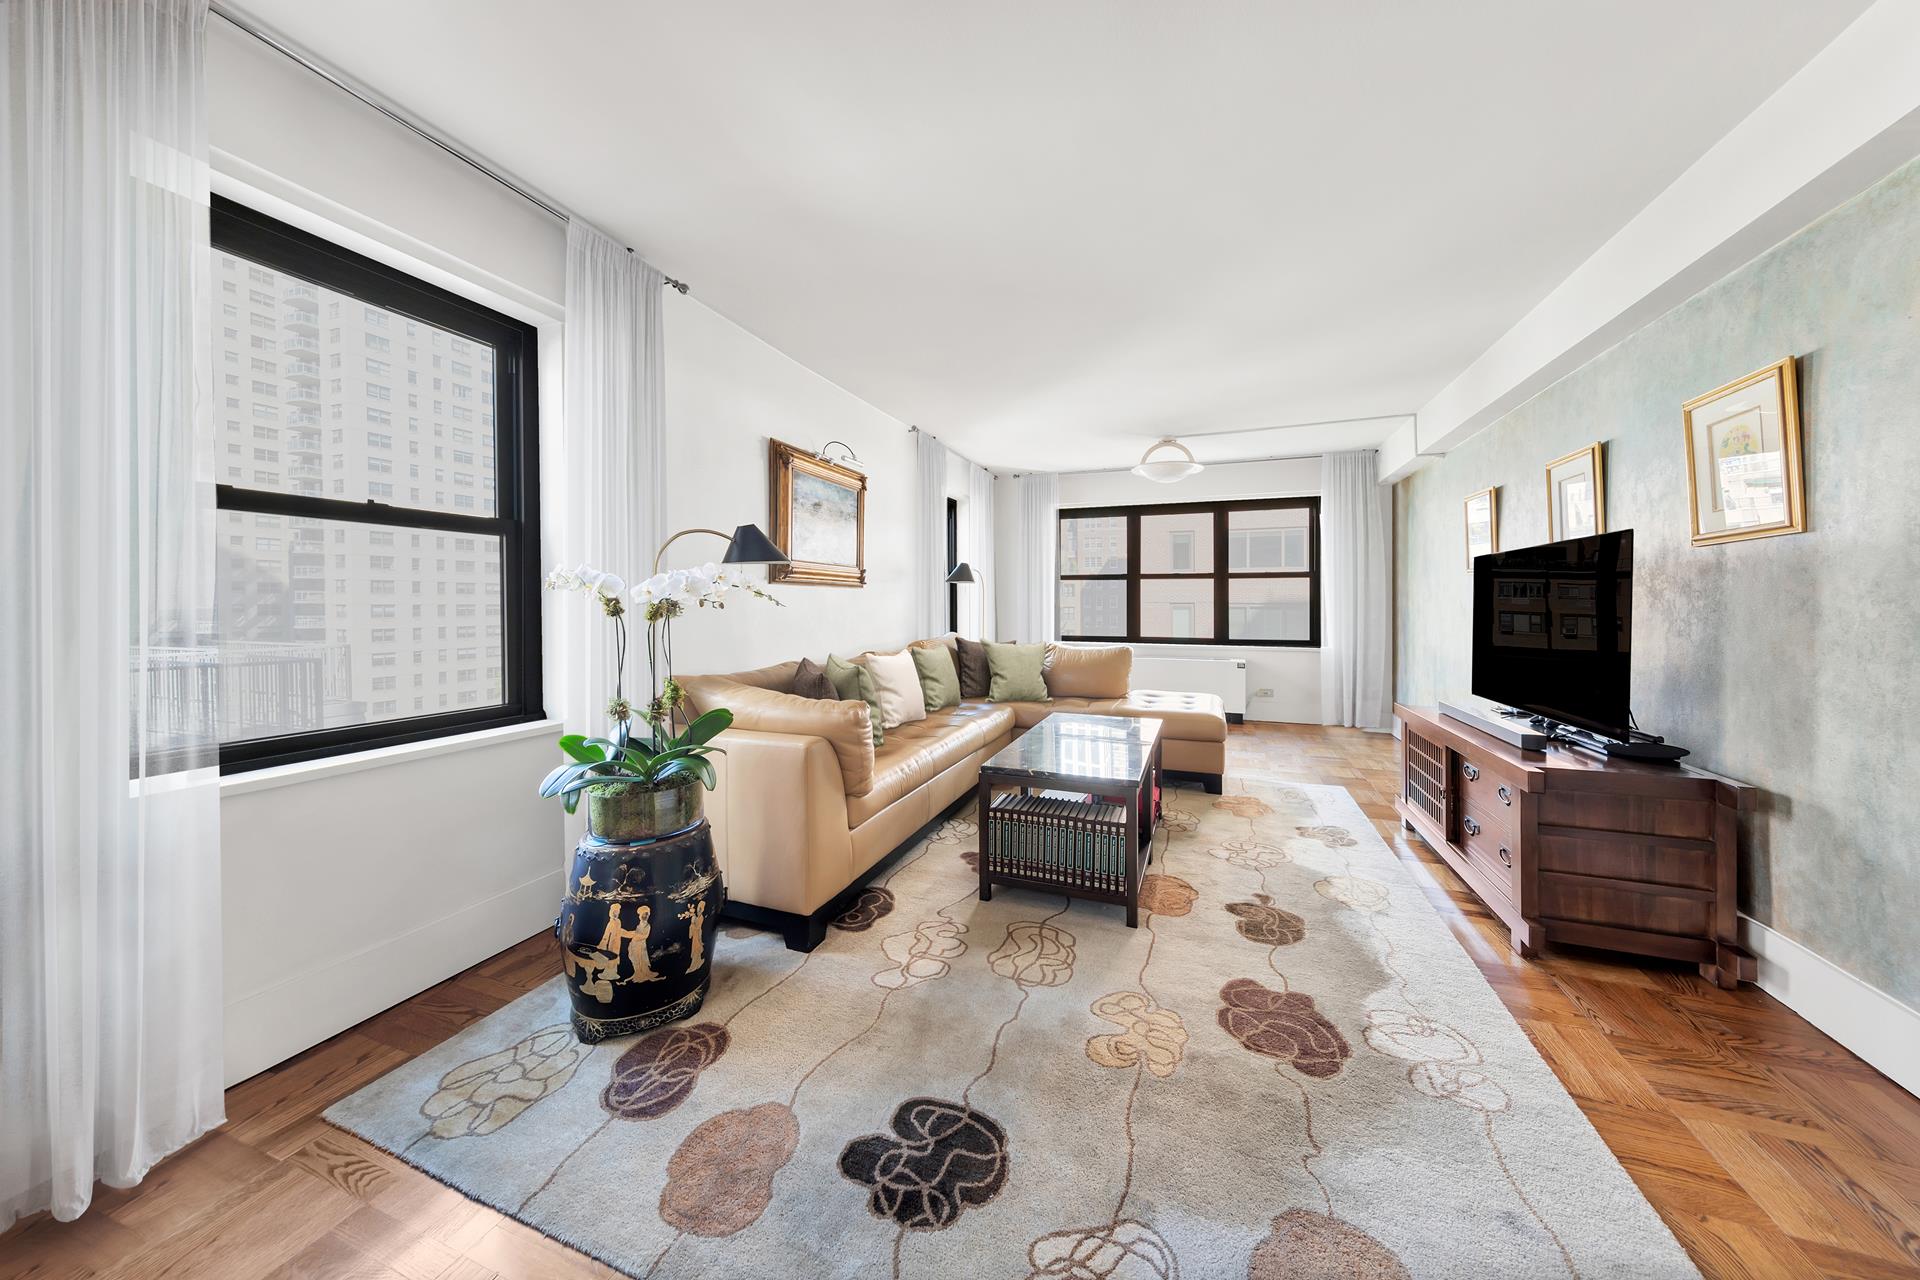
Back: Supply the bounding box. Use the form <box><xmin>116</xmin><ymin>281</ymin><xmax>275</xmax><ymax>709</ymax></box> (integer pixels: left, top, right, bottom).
<box><xmin>1462</xmin><ymin>816</ymin><xmax>1481</xmax><ymax>837</ymax></box>
<box><xmin>1462</xmin><ymin>762</ymin><xmax>1480</xmax><ymax>782</ymax></box>
<box><xmin>1497</xmin><ymin>784</ymin><xmax>1512</xmax><ymax>805</ymax></box>
<box><xmin>1498</xmin><ymin>846</ymin><xmax>1512</xmax><ymax>867</ymax></box>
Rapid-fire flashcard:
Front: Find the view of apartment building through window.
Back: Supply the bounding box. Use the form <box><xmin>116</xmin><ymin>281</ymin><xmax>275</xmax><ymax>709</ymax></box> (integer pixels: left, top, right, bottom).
<box><xmin>206</xmin><ymin>249</ymin><xmax>504</xmax><ymax>747</ymax></box>
<box><xmin>1056</xmin><ymin>499</ymin><xmax>1320</xmax><ymax>645</ymax></box>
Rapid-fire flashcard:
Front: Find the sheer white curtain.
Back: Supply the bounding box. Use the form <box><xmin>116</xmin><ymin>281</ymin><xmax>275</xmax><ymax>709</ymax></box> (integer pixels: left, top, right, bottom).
<box><xmin>914</xmin><ymin>429</ymin><xmax>951</xmax><ymax>637</ymax></box>
<box><xmin>1005</xmin><ymin>473</ymin><xmax>1059</xmax><ymax>644</ymax></box>
<box><xmin>965</xmin><ymin>460</ymin><xmax>996</xmax><ymax>641</ymax></box>
<box><xmin>1319</xmin><ymin>450</ymin><xmax>1393</xmax><ymax>731</ymax></box>
<box><xmin>2</xmin><ymin>0</ymin><xmax>224</xmax><ymax>1226</ymax></box>
<box><xmin>555</xmin><ymin>220</ymin><xmax>665</xmax><ymax>737</ymax></box>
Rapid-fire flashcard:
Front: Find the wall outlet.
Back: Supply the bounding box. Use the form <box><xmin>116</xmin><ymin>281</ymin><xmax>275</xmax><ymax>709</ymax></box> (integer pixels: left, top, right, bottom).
<box><xmin>1253</xmin><ymin>687</ymin><xmax>1275</xmax><ymax>698</ymax></box>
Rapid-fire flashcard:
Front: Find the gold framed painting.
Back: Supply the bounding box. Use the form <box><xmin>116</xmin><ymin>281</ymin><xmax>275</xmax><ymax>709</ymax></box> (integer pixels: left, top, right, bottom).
<box><xmin>1682</xmin><ymin>357</ymin><xmax>1805</xmax><ymax>546</ymax></box>
<box><xmin>1464</xmin><ymin>486</ymin><xmax>1498</xmax><ymax>569</ymax></box>
<box><xmin>1545</xmin><ymin>442</ymin><xmax>1605</xmax><ymax>541</ymax></box>
<box><xmin>768</xmin><ymin>438</ymin><xmax>867</xmax><ymax>586</ymax></box>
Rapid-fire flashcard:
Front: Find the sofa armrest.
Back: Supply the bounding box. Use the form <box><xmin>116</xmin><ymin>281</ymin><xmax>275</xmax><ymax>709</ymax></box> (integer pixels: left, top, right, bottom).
<box><xmin>682</xmin><ymin>676</ymin><xmax>876</xmax><ymax>797</ymax></box>
<box><xmin>706</xmin><ymin>728</ymin><xmax>853</xmax><ymax>918</ymax></box>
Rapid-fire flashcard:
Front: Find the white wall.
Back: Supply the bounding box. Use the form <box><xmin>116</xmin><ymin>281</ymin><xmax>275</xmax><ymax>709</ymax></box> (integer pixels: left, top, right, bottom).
<box><xmin>998</xmin><ymin>458</ymin><xmax>1324</xmax><ymax>724</ymax></box>
<box><xmin>207</xmin><ymin>20</ymin><xmax>957</xmax><ymax>1082</ymax></box>
<box><xmin>219</xmin><ymin>724</ymin><xmax>560</xmax><ymax>1084</ymax></box>
<box><xmin>208</xmin><ymin>20</ymin><xmax>564</xmax><ymax>310</ymax></box>
<box><xmin>661</xmin><ymin>293</ymin><xmax>923</xmax><ymax>672</ymax></box>
<box><xmin>209</xmin><ymin>20</ymin><xmax>568</xmax><ymax>1085</ymax></box>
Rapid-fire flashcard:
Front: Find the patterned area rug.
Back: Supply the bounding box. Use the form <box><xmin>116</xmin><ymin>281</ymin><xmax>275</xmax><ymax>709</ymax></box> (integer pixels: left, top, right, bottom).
<box><xmin>326</xmin><ymin>780</ymin><xmax>1697</xmax><ymax>1279</ymax></box>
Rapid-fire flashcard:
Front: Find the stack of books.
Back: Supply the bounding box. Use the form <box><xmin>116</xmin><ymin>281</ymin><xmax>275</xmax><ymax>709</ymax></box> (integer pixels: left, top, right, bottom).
<box><xmin>986</xmin><ymin>790</ymin><xmax>1128</xmax><ymax>892</ymax></box>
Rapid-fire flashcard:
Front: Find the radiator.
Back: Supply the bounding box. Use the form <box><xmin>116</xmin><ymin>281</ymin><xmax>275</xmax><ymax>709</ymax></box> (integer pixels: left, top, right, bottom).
<box><xmin>1128</xmin><ymin>653</ymin><xmax>1247</xmax><ymax>719</ymax></box>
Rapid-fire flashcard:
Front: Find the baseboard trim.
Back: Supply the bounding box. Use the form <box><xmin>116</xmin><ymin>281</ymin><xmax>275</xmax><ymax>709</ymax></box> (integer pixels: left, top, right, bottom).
<box><xmin>1740</xmin><ymin>913</ymin><xmax>1920</xmax><ymax>1098</ymax></box>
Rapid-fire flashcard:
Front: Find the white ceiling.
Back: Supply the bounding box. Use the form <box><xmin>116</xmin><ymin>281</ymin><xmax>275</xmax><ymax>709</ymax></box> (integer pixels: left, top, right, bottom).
<box><xmin>230</xmin><ymin>1</ymin><xmax>1871</xmax><ymax>472</ymax></box>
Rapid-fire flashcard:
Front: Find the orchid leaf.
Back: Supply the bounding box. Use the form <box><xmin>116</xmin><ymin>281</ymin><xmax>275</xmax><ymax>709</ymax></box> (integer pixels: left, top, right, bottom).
<box><xmin>675</xmin><ymin>708</ymin><xmax>733</xmax><ymax>749</ymax></box>
<box><xmin>556</xmin><ymin>734</ymin><xmax>602</xmax><ymax>764</ymax></box>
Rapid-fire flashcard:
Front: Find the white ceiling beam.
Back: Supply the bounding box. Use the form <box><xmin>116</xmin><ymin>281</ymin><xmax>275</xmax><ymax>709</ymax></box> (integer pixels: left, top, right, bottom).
<box><xmin>1381</xmin><ymin>0</ymin><xmax>1920</xmax><ymax>485</ymax></box>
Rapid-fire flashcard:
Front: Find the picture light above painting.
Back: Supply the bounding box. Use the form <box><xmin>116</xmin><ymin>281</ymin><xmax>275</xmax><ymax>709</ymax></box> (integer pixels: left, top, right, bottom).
<box><xmin>767</xmin><ymin>438</ymin><xmax>868</xmax><ymax>586</ymax></box>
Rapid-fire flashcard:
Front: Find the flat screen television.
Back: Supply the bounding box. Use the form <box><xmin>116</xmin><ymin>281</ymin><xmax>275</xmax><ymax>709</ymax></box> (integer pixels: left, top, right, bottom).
<box><xmin>1471</xmin><ymin>529</ymin><xmax>1632</xmax><ymax>741</ymax></box>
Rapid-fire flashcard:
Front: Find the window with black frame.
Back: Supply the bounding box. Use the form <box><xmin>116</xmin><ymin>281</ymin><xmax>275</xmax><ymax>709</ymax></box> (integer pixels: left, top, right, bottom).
<box><xmin>1056</xmin><ymin>498</ymin><xmax>1319</xmax><ymax>646</ymax></box>
<box><xmin>205</xmin><ymin>197</ymin><xmax>542</xmax><ymax>771</ymax></box>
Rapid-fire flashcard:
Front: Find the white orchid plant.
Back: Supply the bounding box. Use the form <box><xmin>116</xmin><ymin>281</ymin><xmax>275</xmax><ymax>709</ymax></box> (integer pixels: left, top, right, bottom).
<box><xmin>537</xmin><ymin>561</ymin><xmax>781</xmax><ymax>810</ymax></box>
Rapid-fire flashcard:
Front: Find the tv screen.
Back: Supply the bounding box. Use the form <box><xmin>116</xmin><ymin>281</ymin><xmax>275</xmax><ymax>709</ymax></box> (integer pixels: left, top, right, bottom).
<box><xmin>1472</xmin><ymin>529</ymin><xmax>1632</xmax><ymax>740</ymax></box>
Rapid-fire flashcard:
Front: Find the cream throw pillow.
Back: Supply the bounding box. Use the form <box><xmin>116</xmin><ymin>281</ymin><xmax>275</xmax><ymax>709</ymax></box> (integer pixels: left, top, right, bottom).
<box><xmin>863</xmin><ymin>650</ymin><xmax>928</xmax><ymax>729</ymax></box>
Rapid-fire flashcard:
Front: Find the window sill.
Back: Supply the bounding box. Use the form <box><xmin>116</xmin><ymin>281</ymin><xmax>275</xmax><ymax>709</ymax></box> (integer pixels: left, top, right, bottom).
<box><xmin>219</xmin><ymin>717</ymin><xmax>563</xmax><ymax>798</ymax></box>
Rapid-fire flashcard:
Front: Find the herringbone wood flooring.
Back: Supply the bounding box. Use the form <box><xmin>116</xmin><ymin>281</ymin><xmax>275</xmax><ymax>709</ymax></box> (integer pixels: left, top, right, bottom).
<box><xmin>2</xmin><ymin>723</ymin><xmax>1915</xmax><ymax>1279</ymax></box>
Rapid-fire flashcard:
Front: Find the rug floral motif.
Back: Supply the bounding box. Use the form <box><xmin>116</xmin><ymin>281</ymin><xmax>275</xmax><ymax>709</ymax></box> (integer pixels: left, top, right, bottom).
<box><xmin>326</xmin><ymin>788</ymin><xmax>1698</xmax><ymax>1279</ymax></box>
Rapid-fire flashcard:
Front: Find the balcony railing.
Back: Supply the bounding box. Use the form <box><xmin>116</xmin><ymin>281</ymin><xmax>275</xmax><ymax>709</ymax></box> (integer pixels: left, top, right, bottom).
<box><xmin>138</xmin><ymin>642</ymin><xmax>353</xmax><ymax>745</ymax></box>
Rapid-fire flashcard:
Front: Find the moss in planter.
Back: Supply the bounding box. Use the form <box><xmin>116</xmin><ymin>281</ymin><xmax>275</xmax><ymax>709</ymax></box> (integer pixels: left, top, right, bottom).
<box><xmin>588</xmin><ymin>779</ymin><xmax>701</xmax><ymax>841</ymax></box>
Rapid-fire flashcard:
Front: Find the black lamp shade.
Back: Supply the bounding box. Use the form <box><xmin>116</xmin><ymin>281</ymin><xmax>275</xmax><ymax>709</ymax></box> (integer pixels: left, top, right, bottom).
<box><xmin>722</xmin><ymin>523</ymin><xmax>789</xmax><ymax>564</ymax></box>
<box><xmin>944</xmin><ymin>562</ymin><xmax>977</xmax><ymax>584</ymax></box>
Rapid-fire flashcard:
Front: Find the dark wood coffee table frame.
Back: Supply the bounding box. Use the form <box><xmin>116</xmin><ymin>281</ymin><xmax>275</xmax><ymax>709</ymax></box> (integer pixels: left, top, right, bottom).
<box><xmin>975</xmin><ymin>716</ymin><xmax>1164</xmax><ymax>927</ymax></box>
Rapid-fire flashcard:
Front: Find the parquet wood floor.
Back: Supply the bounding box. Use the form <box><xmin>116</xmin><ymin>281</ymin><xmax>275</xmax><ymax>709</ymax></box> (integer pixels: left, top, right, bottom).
<box><xmin>3</xmin><ymin>723</ymin><xmax>1915</xmax><ymax>1278</ymax></box>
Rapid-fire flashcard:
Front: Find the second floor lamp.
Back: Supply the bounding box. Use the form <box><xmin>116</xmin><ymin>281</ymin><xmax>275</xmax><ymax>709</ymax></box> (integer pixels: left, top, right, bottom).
<box><xmin>945</xmin><ymin>562</ymin><xmax>985</xmax><ymax>638</ymax></box>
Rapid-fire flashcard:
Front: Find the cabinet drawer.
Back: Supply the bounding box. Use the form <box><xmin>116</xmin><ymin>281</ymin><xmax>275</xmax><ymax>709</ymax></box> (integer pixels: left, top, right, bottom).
<box><xmin>1459</xmin><ymin>821</ymin><xmax>1518</xmax><ymax>902</ymax></box>
<box><xmin>1536</xmin><ymin>790</ymin><xmax>1712</xmax><ymax>840</ymax></box>
<box><xmin>1537</xmin><ymin>828</ymin><xmax>1714</xmax><ymax>892</ymax></box>
<box><xmin>1538</xmin><ymin>875</ymin><xmax>1711</xmax><ymax>938</ymax></box>
<box><xmin>1458</xmin><ymin>791</ymin><xmax>1515</xmax><ymax>848</ymax></box>
<box><xmin>1452</xmin><ymin>753</ymin><xmax>1520</xmax><ymax>814</ymax></box>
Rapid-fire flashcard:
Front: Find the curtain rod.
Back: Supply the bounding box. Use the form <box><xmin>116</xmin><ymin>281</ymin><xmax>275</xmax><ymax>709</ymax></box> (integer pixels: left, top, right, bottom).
<box><xmin>210</xmin><ymin>2</ymin><xmax>690</xmax><ymax>295</ymax></box>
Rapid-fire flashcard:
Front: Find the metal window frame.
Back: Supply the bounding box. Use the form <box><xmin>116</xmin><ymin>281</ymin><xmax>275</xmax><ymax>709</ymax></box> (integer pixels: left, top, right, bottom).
<box><xmin>945</xmin><ymin>495</ymin><xmax>960</xmax><ymax>634</ymax></box>
<box><xmin>1056</xmin><ymin>497</ymin><xmax>1321</xmax><ymax>647</ymax></box>
<box><xmin>211</xmin><ymin>196</ymin><xmax>544</xmax><ymax>772</ymax></box>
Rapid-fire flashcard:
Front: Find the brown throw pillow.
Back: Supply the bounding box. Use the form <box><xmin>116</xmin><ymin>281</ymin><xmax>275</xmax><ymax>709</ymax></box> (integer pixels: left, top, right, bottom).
<box><xmin>954</xmin><ymin>636</ymin><xmax>991</xmax><ymax>699</ymax></box>
<box><xmin>790</xmin><ymin>656</ymin><xmax>836</xmax><ymax>700</ymax></box>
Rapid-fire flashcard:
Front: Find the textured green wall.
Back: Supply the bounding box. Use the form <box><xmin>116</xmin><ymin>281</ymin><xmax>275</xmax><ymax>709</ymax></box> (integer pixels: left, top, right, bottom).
<box><xmin>1394</xmin><ymin>154</ymin><xmax>1920</xmax><ymax>1004</ymax></box>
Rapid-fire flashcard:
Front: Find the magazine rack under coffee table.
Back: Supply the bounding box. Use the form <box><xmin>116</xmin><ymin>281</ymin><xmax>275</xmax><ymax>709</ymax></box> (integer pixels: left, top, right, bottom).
<box><xmin>975</xmin><ymin>712</ymin><xmax>1164</xmax><ymax>927</ymax></box>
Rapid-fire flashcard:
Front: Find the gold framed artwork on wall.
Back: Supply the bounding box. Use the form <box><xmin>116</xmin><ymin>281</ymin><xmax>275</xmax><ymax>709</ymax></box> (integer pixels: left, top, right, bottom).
<box><xmin>767</xmin><ymin>438</ymin><xmax>867</xmax><ymax>586</ymax></box>
<box><xmin>1682</xmin><ymin>357</ymin><xmax>1805</xmax><ymax>546</ymax></box>
<box><xmin>1464</xmin><ymin>487</ymin><xmax>1497</xmax><ymax>569</ymax></box>
<box><xmin>1545</xmin><ymin>442</ymin><xmax>1605</xmax><ymax>541</ymax></box>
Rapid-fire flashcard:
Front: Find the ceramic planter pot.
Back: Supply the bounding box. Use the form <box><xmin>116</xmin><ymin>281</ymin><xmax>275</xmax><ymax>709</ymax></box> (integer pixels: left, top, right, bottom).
<box><xmin>557</xmin><ymin>812</ymin><xmax>726</xmax><ymax>1043</ymax></box>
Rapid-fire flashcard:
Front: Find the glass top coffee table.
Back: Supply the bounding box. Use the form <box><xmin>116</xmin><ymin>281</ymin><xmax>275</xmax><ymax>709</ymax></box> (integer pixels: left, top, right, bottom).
<box><xmin>975</xmin><ymin>713</ymin><xmax>1165</xmax><ymax>927</ymax></box>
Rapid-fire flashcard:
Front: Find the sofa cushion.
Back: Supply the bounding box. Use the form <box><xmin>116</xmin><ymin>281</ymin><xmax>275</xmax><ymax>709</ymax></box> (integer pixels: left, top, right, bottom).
<box><xmin>986</xmin><ymin>642</ymin><xmax>1049</xmax><ymax>702</ymax></box>
<box><xmin>911</xmin><ymin>644</ymin><xmax>961</xmax><ymax>711</ymax></box>
<box><xmin>1106</xmin><ymin>689</ymin><xmax>1229</xmax><ymax>742</ymax></box>
<box><xmin>864</xmin><ymin>650</ymin><xmax>928</xmax><ymax>729</ymax></box>
<box><xmin>953</xmin><ymin>636</ymin><xmax>991</xmax><ymax>699</ymax></box>
<box><xmin>790</xmin><ymin>656</ymin><xmax>836</xmax><ymax>700</ymax></box>
<box><xmin>677</xmin><ymin>675</ymin><xmax>877</xmax><ymax>796</ymax></box>
<box><xmin>847</xmin><ymin>709</ymin><xmax>995</xmax><ymax>826</ymax></box>
<box><xmin>1044</xmin><ymin>643</ymin><xmax>1132</xmax><ymax>699</ymax></box>
<box><xmin>825</xmin><ymin>655</ymin><xmax>885</xmax><ymax>747</ymax></box>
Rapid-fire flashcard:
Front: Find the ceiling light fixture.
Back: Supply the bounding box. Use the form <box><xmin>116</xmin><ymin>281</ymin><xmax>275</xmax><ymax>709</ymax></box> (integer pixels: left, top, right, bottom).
<box><xmin>1131</xmin><ymin>437</ymin><xmax>1205</xmax><ymax>484</ymax></box>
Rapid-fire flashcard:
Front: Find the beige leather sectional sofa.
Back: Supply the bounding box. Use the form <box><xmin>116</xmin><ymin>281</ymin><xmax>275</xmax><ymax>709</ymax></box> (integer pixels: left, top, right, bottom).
<box><xmin>680</xmin><ymin>637</ymin><xmax>1226</xmax><ymax>950</ymax></box>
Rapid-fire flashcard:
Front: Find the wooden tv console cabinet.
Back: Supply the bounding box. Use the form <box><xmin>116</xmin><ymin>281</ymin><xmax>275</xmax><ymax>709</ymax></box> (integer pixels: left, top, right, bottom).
<box><xmin>1394</xmin><ymin>704</ymin><xmax>1756</xmax><ymax>988</ymax></box>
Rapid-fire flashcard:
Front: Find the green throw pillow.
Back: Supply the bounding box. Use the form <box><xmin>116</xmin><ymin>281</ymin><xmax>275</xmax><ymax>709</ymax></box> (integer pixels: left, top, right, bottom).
<box><xmin>911</xmin><ymin>644</ymin><xmax>961</xmax><ymax>711</ymax></box>
<box><xmin>825</xmin><ymin>654</ymin><xmax>885</xmax><ymax>747</ymax></box>
<box><xmin>985</xmin><ymin>642</ymin><xmax>1050</xmax><ymax>702</ymax></box>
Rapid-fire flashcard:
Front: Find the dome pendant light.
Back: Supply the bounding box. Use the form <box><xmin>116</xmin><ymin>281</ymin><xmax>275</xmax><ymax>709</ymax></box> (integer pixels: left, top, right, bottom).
<box><xmin>1131</xmin><ymin>437</ymin><xmax>1205</xmax><ymax>484</ymax></box>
